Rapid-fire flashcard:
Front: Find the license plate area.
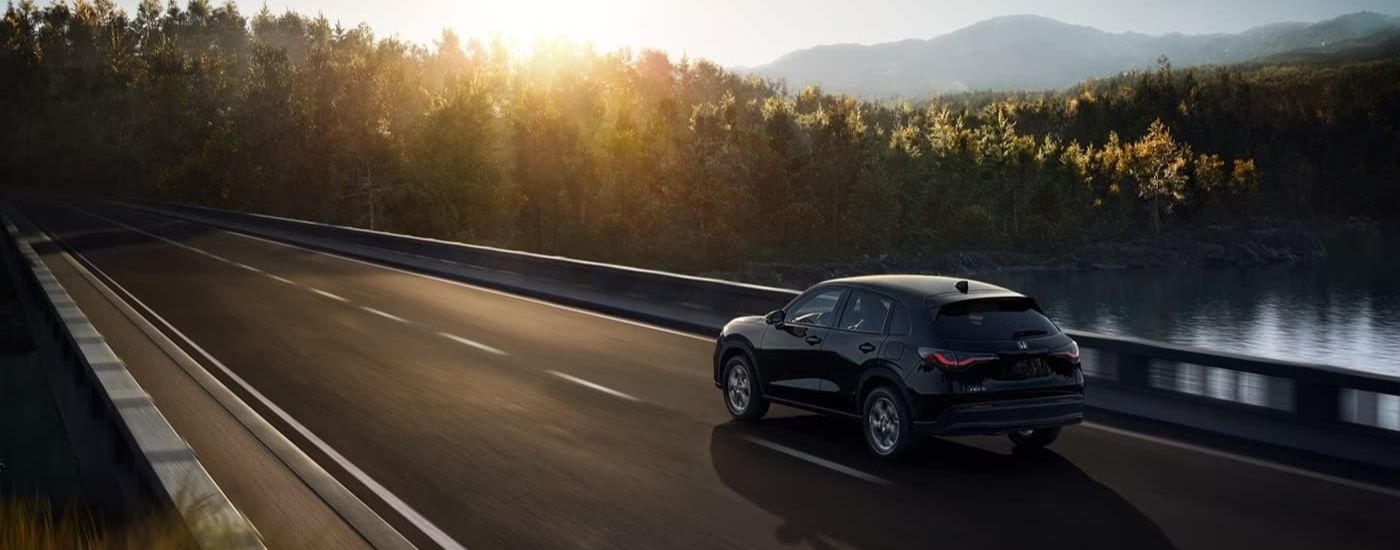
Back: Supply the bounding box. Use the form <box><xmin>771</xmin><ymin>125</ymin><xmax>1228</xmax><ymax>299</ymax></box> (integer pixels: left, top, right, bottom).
<box><xmin>998</xmin><ymin>358</ymin><xmax>1050</xmax><ymax>381</ymax></box>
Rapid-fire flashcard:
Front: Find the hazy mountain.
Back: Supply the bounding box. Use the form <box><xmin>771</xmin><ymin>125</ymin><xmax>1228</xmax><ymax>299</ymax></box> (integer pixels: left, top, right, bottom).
<box><xmin>751</xmin><ymin>11</ymin><xmax>1400</xmax><ymax>98</ymax></box>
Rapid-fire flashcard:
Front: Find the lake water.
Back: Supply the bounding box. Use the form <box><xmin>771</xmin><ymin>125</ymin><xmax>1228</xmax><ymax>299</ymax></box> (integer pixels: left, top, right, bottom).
<box><xmin>982</xmin><ymin>226</ymin><xmax>1400</xmax><ymax>377</ymax></box>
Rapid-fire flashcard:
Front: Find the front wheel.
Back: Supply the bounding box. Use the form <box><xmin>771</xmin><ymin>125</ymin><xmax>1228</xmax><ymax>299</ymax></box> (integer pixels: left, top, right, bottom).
<box><xmin>1009</xmin><ymin>427</ymin><xmax>1061</xmax><ymax>449</ymax></box>
<box><xmin>863</xmin><ymin>387</ymin><xmax>915</xmax><ymax>461</ymax></box>
<box><xmin>723</xmin><ymin>356</ymin><xmax>769</xmax><ymax>421</ymax></box>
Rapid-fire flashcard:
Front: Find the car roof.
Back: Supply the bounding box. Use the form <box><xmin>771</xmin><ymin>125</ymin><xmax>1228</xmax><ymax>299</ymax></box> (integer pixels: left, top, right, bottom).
<box><xmin>817</xmin><ymin>274</ymin><xmax>1026</xmax><ymax>306</ymax></box>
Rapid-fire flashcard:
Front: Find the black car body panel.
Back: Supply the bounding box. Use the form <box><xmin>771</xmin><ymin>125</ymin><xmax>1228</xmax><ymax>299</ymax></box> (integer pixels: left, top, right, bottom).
<box><xmin>715</xmin><ymin>275</ymin><xmax>1085</xmax><ymax>436</ymax></box>
<box><xmin>914</xmin><ymin>394</ymin><xmax>1086</xmax><ymax>435</ymax></box>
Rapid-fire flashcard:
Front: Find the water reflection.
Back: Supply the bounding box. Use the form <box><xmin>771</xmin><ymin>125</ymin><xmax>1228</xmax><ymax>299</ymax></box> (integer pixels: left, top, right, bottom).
<box><xmin>986</xmin><ymin>227</ymin><xmax>1400</xmax><ymax>376</ymax></box>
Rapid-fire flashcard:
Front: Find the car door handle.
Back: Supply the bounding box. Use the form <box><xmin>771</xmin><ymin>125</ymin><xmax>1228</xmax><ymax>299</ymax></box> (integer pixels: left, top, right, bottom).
<box><xmin>804</xmin><ymin>335</ymin><xmax>822</xmax><ymax>346</ymax></box>
<box><xmin>859</xmin><ymin>342</ymin><xmax>877</xmax><ymax>353</ymax></box>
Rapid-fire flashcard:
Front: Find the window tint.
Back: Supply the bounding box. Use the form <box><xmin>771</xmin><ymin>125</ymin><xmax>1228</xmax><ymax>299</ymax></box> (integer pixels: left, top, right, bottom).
<box><xmin>933</xmin><ymin>298</ymin><xmax>1059</xmax><ymax>341</ymax></box>
<box><xmin>888</xmin><ymin>302</ymin><xmax>910</xmax><ymax>335</ymax></box>
<box><xmin>838</xmin><ymin>290</ymin><xmax>893</xmax><ymax>334</ymax></box>
<box><xmin>787</xmin><ymin>289</ymin><xmax>844</xmax><ymax>328</ymax></box>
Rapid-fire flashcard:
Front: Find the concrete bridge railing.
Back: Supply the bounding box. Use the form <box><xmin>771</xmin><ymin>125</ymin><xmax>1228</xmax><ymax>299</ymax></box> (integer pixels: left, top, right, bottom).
<box><xmin>2</xmin><ymin>207</ymin><xmax>263</xmax><ymax>548</ymax></box>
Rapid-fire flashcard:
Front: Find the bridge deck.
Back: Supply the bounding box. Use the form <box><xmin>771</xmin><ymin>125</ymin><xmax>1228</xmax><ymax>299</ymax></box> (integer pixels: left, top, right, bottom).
<box><xmin>20</xmin><ymin>200</ymin><xmax>1400</xmax><ymax>550</ymax></box>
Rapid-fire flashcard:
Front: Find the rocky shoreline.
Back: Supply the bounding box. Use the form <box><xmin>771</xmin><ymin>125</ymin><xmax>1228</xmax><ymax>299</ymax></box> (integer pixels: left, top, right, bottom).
<box><xmin>716</xmin><ymin>217</ymin><xmax>1369</xmax><ymax>288</ymax></box>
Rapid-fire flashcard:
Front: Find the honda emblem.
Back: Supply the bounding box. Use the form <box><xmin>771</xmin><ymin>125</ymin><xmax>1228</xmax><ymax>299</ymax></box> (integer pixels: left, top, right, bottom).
<box><xmin>1016</xmin><ymin>340</ymin><xmax>1028</xmax><ymax>350</ymax></box>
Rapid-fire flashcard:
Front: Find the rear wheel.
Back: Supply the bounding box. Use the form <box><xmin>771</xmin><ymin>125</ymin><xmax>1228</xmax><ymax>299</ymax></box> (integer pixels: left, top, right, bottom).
<box><xmin>863</xmin><ymin>387</ymin><xmax>915</xmax><ymax>461</ymax></box>
<box><xmin>723</xmin><ymin>356</ymin><xmax>768</xmax><ymax>421</ymax></box>
<box><xmin>1009</xmin><ymin>427</ymin><xmax>1061</xmax><ymax>449</ymax></box>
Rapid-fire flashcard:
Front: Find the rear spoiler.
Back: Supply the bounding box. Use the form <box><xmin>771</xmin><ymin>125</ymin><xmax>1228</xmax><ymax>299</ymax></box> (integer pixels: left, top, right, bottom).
<box><xmin>925</xmin><ymin>291</ymin><xmax>1043</xmax><ymax>313</ymax></box>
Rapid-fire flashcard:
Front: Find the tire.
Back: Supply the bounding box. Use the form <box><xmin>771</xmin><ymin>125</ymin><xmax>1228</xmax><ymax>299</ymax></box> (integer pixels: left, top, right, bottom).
<box><xmin>1009</xmin><ymin>427</ymin><xmax>1061</xmax><ymax>449</ymax></box>
<box><xmin>863</xmin><ymin>386</ymin><xmax>915</xmax><ymax>461</ymax></box>
<box><xmin>723</xmin><ymin>355</ymin><xmax>769</xmax><ymax>421</ymax></box>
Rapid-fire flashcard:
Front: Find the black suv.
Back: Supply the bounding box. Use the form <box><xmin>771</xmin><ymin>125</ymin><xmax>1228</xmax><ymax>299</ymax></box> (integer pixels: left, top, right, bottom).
<box><xmin>713</xmin><ymin>275</ymin><xmax>1085</xmax><ymax>460</ymax></box>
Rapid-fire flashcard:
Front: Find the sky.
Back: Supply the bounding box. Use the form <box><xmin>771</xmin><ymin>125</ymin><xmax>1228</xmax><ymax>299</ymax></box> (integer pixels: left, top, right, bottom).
<box><xmin>116</xmin><ymin>0</ymin><xmax>1400</xmax><ymax>67</ymax></box>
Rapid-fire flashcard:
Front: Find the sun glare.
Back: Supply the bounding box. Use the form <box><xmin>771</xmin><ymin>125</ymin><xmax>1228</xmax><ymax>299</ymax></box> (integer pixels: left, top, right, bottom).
<box><xmin>460</xmin><ymin>0</ymin><xmax>630</xmax><ymax>50</ymax></box>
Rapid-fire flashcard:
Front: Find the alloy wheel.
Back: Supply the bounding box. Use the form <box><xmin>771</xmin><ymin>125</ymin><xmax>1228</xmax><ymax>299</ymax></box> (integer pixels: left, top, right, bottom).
<box><xmin>868</xmin><ymin>396</ymin><xmax>901</xmax><ymax>454</ymax></box>
<box><xmin>727</xmin><ymin>364</ymin><xmax>751</xmax><ymax>413</ymax></box>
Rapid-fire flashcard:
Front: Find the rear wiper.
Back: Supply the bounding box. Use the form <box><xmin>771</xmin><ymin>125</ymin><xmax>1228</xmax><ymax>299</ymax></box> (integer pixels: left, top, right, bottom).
<box><xmin>1012</xmin><ymin>329</ymin><xmax>1048</xmax><ymax>338</ymax></box>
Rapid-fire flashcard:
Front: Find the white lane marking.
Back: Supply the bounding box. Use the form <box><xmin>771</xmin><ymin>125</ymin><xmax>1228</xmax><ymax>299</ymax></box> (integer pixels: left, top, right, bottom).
<box><xmin>233</xmin><ymin>262</ymin><xmax>262</xmax><ymax>273</ymax></box>
<box><xmin>267</xmin><ymin>274</ymin><xmax>297</xmax><ymax>285</ymax></box>
<box><xmin>204</xmin><ymin>227</ymin><xmax>714</xmax><ymax>342</ymax></box>
<box><xmin>46</xmin><ymin>221</ymin><xmax>467</xmax><ymax>550</ymax></box>
<box><xmin>308</xmin><ymin>288</ymin><xmax>349</xmax><ymax>302</ymax></box>
<box><xmin>438</xmin><ymin>332</ymin><xmax>508</xmax><ymax>356</ymax></box>
<box><xmin>1083</xmin><ymin>422</ymin><xmax>1400</xmax><ymax>499</ymax></box>
<box><xmin>547</xmin><ymin>370</ymin><xmax>641</xmax><ymax>402</ymax></box>
<box><xmin>70</xmin><ymin>207</ymin><xmax>237</xmax><ymax>264</ymax></box>
<box><xmin>742</xmin><ymin>436</ymin><xmax>893</xmax><ymax>486</ymax></box>
<box><xmin>361</xmin><ymin>306</ymin><xmax>410</xmax><ymax>324</ymax></box>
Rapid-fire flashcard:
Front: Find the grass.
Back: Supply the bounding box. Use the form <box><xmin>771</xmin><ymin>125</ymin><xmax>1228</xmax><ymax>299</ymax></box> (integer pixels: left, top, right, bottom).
<box><xmin>0</xmin><ymin>497</ymin><xmax>197</xmax><ymax>550</ymax></box>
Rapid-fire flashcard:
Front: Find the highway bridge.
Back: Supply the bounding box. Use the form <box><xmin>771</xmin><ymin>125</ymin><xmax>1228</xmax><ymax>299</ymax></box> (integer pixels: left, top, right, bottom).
<box><xmin>6</xmin><ymin>199</ymin><xmax>1400</xmax><ymax>550</ymax></box>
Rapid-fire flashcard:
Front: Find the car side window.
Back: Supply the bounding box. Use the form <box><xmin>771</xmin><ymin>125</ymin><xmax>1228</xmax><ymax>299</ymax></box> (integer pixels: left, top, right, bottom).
<box><xmin>838</xmin><ymin>290</ymin><xmax>893</xmax><ymax>334</ymax></box>
<box><xmin>887</xmin><ymin>301</ymin><xmax>910</xmax><ymax>335</ymax></box>
<box><xmin>787</xmin><ymin>289</ymin><xmax>845</xmax><ymax>328</ymax></box>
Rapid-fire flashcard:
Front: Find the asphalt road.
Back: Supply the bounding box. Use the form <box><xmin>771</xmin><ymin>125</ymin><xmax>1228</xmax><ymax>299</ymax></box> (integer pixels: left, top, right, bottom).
<box><xmin>18</xmin><ymin>200</ymin><xmax>1400</xmax><ymax>550</ymax></box>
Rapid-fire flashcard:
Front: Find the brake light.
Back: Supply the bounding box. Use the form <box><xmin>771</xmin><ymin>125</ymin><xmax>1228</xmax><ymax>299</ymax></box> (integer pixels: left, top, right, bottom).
<box><xmin>918</xmin><ymin>347</ymin><xmax>997</xmax><ymax>371</ymax></box>
<box><xmin>1052</xmin><ymin>341</ymin><xmax>1080</xmax><ymax>361</ymax></box>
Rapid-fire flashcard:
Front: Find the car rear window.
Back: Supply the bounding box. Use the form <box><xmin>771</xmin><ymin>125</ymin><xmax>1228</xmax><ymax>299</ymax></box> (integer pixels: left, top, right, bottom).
<box><xmin>932</xmin><ymin>298</ymin><xmax>1059</xmax><ymax>341</ymax></box>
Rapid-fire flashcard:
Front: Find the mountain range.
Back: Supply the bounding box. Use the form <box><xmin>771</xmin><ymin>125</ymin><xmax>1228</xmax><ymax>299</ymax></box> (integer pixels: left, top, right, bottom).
<box><xmin>748</xmin><ymin>11</ymin><xmax>1400</xmax><ymax>98</ymax></box>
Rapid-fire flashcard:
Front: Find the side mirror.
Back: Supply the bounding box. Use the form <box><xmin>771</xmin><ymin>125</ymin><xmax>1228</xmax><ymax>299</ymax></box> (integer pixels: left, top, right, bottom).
<box><xmin>764</xmin><ymin>310</ymin><xmax>785</xmax><ymax>325</ymax></box>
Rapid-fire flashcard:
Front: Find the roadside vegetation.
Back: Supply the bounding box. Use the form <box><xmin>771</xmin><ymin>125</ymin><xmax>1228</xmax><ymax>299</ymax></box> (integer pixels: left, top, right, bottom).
<box><xmin>1</xmin><ymin>1</ymin><xmax>1395</xmax><ymax>271</ymax></box>
<box><xmin>0</xmin><ymin>498</ymin><xmax>195</xmax><ymax>550</ymax></box>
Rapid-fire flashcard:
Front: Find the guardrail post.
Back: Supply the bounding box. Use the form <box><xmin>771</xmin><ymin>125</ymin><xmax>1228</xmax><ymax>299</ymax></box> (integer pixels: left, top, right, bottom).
<box><xmin>1294</xmin><ymin>382</ymin><xmax>1339</xmax><ymax>423</ymax></box>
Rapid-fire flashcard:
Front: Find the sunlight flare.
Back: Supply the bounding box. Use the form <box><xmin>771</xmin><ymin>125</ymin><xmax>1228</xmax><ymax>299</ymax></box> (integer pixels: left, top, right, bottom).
<box><xmin>457</xmin><ymin>0</ymin><xmax>629</xmax><ymax>48</ymax></box>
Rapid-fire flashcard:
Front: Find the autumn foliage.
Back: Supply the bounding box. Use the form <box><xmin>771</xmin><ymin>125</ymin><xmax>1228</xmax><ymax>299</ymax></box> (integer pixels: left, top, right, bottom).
<box><xmin>3</xmin><ymin>2</ymin><xmax>1393</xmax><ymax>271</ymax></box>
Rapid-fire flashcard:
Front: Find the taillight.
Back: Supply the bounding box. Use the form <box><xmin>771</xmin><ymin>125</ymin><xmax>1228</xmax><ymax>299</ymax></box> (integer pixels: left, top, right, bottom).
<box><xmin>1052</xmin><ymin>341</ymin><xmax>1080</xmax><ymax>362</ymax></box>
<box><xmin>918</xmin><ymin>347</ymin><xmax>997</xmax><ymax>371</ymax></box>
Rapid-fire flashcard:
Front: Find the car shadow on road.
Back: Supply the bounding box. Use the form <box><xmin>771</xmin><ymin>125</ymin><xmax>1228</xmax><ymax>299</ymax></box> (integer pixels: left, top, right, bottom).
<box><xmin>711</xmin><ymin>415</ymin><xmax>1175</xmax><ymax>550</ymax></box>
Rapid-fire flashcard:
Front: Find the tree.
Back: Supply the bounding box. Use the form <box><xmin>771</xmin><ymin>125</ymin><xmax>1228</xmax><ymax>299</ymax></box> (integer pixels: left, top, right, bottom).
<box><xmin>27</xmin><ymin>1</ymin><xmax>1389</xmax><ymax>276</ymax></box>
<box><xmin>406</xmin><ymin>76</ymin><xmax>504</xmax><ymax>239</ymax></box>
<box><xmin>1128</xmin><ymin>119</ymin><xmax>1190</xmax><ymax>233</ymax></box>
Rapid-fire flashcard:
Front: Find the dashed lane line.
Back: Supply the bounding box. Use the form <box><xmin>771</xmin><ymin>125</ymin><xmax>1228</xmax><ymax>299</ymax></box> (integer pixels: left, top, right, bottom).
<box><xmin>203</xmin><ymin>227</ymin><xmax>715</xmax><ymax>342</ymax></box>
<box><xmin>266</xmin><ymin>274</ymin><xmax>297</xmax><ymax>285</ymax></box>
<box><xmin>438</xmin><ymin>332</ymin><xmax>508</xmax><ymax>356</ymax></box>
<box><xmin>361</xmin><ymin>306</ymin><xmax>411</xmax><ymax>324</ymax></box>
<box><xmin>547</xmin><ymin>370</ymin><xmax>641</xmax><ymax>402</ymax></box>
<box><xmin>308</xmin><ymin>288</ymin><xmax>350</xmax><ymax>302</ymax></box>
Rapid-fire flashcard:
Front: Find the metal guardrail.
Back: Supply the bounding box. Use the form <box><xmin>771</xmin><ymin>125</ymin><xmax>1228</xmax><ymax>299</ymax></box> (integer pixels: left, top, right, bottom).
<box><xmin>1071</xmin><ymin>331</ymin><xmax>1400</xmax><ymax>430</ymax></box>
<box><xmin>1</xmin><ymin>208</ymin><xmax>264</xmax><ymax>549</ymax></box>
<box><xmin>131</xmin><ymin>200</ymin><xmax>793</xmax><ymax>334</ymax></box>
<box><xmin>1069</xmin><ymin>330</ymin><xmax>1400</xmax><ymax>467</ymax></box>
<box><xmin>133</xmin><ymin>200</ymin><xmax>1400</xmax><ymax>470</ymax></box>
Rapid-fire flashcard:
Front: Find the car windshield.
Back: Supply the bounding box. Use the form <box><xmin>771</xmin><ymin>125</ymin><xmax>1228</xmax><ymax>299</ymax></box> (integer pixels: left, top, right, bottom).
<box><xmin>933</xmin><ymin>298</ymin><xmax>1059</xmax><ymax>341</ymax></box>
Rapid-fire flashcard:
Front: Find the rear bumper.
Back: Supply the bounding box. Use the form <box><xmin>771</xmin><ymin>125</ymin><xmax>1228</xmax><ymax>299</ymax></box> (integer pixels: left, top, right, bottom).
<box><xmin>914</xmin><ymin>394</ymin><xmax>1085</xmax><ymax>436</ymax></box>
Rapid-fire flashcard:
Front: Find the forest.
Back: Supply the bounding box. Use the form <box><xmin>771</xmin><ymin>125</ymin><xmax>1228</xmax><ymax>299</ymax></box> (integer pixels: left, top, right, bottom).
<box><xmin>2</xmin><ymin>1</ymin><xmax>1397</xmax><ymax>271</ymax></box>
